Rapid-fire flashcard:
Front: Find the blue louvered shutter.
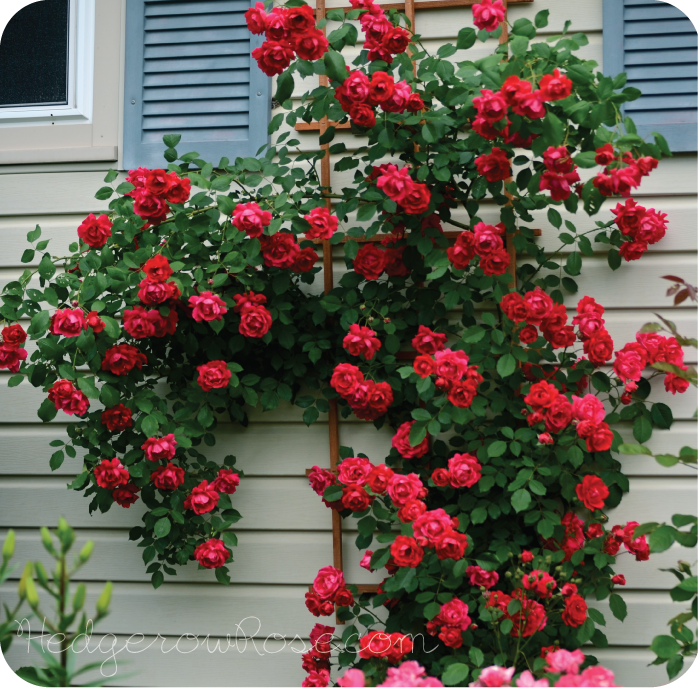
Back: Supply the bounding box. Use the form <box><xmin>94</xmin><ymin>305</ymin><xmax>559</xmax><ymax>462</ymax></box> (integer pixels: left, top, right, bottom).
<box><xmin>603</xmin><ymin>0</ymin><xmax>698</xmax><ymax>152</ymax></box>
<box><xmin>123</xmin><ymin>0</ymin><xmax>270</xmax><ymax>169</ymax></box>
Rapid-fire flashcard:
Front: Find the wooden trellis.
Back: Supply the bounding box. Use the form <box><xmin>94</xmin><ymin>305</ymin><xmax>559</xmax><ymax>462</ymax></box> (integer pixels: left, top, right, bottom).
<box><xmin>301</xmin><ymin>0</ymin><xmax>537</xmax><ymax>619</ymax></box>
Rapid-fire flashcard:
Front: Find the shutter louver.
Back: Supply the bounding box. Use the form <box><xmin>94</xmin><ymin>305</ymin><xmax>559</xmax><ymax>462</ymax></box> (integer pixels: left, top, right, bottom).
<box><xmin>604</xmin><ymin>0</ymin><xmax>698</xmax><ymax>152</ymax></box>
<box><xmin>124</xmin><ymin>0</ymin><xmax>270</xmax><ymax>169</ymax></box>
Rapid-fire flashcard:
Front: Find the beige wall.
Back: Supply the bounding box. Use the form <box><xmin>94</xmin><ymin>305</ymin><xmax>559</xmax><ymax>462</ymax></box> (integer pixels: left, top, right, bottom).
<box><xmin>0</xmin><ymin>0</ymin><xmax>697</xmax><ymax>687</ymax></box>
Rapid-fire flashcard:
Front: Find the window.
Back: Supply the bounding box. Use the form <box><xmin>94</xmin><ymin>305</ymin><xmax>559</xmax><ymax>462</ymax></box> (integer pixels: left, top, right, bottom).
<box><xmin>0</xmin><ymin>0</ymin><xmax>94</xmax><ymax>124</ymax></box>
<box><xmin>603</xmin><ymin>0</ymin><xmax>698</xmax><ymax>153</ymax></box>
<box><xmin>123</xmin><ymin>0</ymin><xmax>271</xmax><ymax>169</ymax></box>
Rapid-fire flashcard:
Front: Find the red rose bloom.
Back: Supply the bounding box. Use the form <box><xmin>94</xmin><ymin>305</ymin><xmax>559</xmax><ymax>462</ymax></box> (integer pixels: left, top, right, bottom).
<box><xmin>304</xmin><ymin>207</ymin><xmax>338</xmax><ymax>241</ymax></box>
<box><xmin>194</xmin><ymin>538</ymin><xmax>230</xmax><ymax>569</ymax></box>
<box><xmin>101</xmin><ymin>344</ymin><xmax>147</xmax><ymax>375</ymax></box>
<box><xmin>431</xmin><ymin>468</ymin><xmax>450</xmax><ymax>487</ymax></box>
<box><xmin>260</xmin><ymin>232</ymin><xmax>299</xmax><ymax>269</ymax></box>
<box><xmin>341</xmin><ymin>485</ymin><xmax>373</xmax><ymax>512</ymax></box>
<box><xmin>239</xmin><ymin>305</ymin><xmax>273</xmax><ymax>338</ymax></box>
<box><xmin>0</xmin><ymin>344</ymin><xmax>26</xmax><ymax>373</ymax></box>
<box><xmin>252</xmin><ymin>40</ymin><xmax>294</xmax><ymax>76</ymax></box>
<box><xmin>367</xmin><ymin>464</ymin><xmax>394</xmax><ymax>495</ymax></box>
<box><xmin>585</xmin><ymin>423</ymin><xmax>614</xmax><ymax>452</ymax></box>
<box><xmin>349</xmin><ymin>103</ymin><xmax>376</xmax><ymax>128</ymax></box>
<box><xmin>612</xmin><ymin>575</ymin><xmax>626</xmax><ymax>585</ymax></box>
<box><xmin>398</xmin><ymin>499</ymin><xmax>427</xmax><ymax>523</ymax></box>
<box><xmin>397</xmin><ymin>183</ymin><xmax>431</xmax><ymax>215</ymax></box>
<box><xmin>438</xmin><ymin>626</ymin><xmax>463</xmax><ymax>648</ymax></box>
<box><xmin>196</xmin><ymin>360</ymin><xmax>232</xmax><ymax>391</ymax></box>
<box><xmin>335</xmin><ymin>588</ymin><xmax>354</xmax><ymax>607</ymax></box>
<box><xmin>510</xmin><ymin>590</ymin><xmax>547</xmax><ymax>637</ymax></box>
<box><xmin>472</xmin><ymin>0</ymin><xmax>506</xmax><ymax>31</ymax></box>
<box><xmin>308</xmin><ymin>465</ymin><xmax>336</xmax><ymax>496</ymax></box>
<box><xmin>523</xmin><ymin>570</ymin><xmax>557</xmax><ymax>598</ymax></box>
<box><xmin>390</xmin><ymin>535</ymin><xmax>424</xmax><ymax>568</ymax></box>
<box><xmin>562</xmin><ymin>594</ymin><xmax>588</xmax><ymax>627</ymax></box>
<box><xmin>392</xmin><ymin>421</ymin><xmax>430</xmax><ymax>459</ymax></box>
<box><xmin>539</xmin><ymin>68</ymin><xmax>573</xmax><ymax>101</ymax></box>
<box><xmin>290</xmin><ymin>28</ymin><xmax>328</xmax><ymax>61</ymax></box>
<box><xmin>285</xmin><ymin>4</ymin><xmax>315</xmax><ymax>34</ymax></box>
<box><xmin>525</xmin><ymin>380</ymin><xmax>559</xmax><ymax>409</ymax></box>
<box><xmin>474</xmin><ymin>147</ymin><xmax>511</xmax><ymax>182</ymax></box>
<box><xmin>544</xmin><ymin>395</ymin><xmax>574</xmax><ymax>433</ymax></box>
<box><xmin>447</xmin><ymin>453</ymin><xmax>482</xmax><ymax>488</ymax></box>
<box><xmin>185</xmin><ymin>480</ymin><xmax>220</xmax><ymax>514</ymax></box>
<box><xmin>113</xmin><ymin>483</ymin><xmax>140</xmax><ymax>508</ymax></box>
<box><xmin>521</xmin><ymin>550</ymin><xmax>534</xmax><ymax>563</ymax></box>
<box><xmin>330</xmin><ymin>363</ymin><xmax>364</xmax><ymax>397</ymax></box>
<box><xmin>411</xmin><ymin>326</ymin><xmax>447</xmax><ymax>354</ymax></box>
<box><xmin>2</xmin><ymin>324</ymin><xmax>27</xmax><ymax>346</ymax></box>
<box><xmin>77</xmin><ymin>213</ymin><xmax>112</xmax><ymax>248</ymax></box>
<box><xmin>291</xmin><ymin>246</ymin><xmax>319</xmax><ymax>273</ymax></box>
<box><xmin>133</xmin><ymin>190</ymin><xmax>169</xmax><ymax>224</ymax></box>
<box><xmin>576</xmin><ymin>474</ymin><xmax>610</xmax><ymax>510</ymax></box>
<box><xmin>143</xmin><ymin>254</ymin><xmax>172</xmax><ymax>282</ymax></box>
<box><xmin>50</xmin><ymin>308</ymin><xmax>86</xmax><ymax>337</ymax></box>
<box><xmin>101</xmin><ymin>404</ymin><xmax>133</xmax><ymax>431</ymax></box>
<box><xmin>480</xmin><ymin>248</ymin><xmax>511</xmax><ymax>276</ymax></box>
<box><xmin>94</xmin><ymin>458</ymin><xmax>130</xmax><ymax>490</ymax></box>
<box><xmin>232</xmin><ymin>201</ymin><xmax>273</xmax><ymax>237</ymax></box>
<box><xmin>595</xmin><ymin>144</ymin><xmax>615</xmax><ymax>165</ymax></box>
<box><xmin>519</xmin><ymin>325</ymin><xmax>538</xmax><ymax>344</ymax></box>
<box><xmin>211</xmin><ymin>468</ymin><xmax>240</xmax><ymax>494</ymax></box>
<box><xmin>142</xmin><ymin>433</ymin><xmax>177</xmax><ymax>462</ymax></box>
<box><xmin>447</xmin><ymin>231</ymin><xmax>476</xmax><ymax>269</ymax></box>
<box><xmin>435</xmin><ymin>530</ymin><xmax>468</xmax><ymax>560</ymax></box>
<box><xmin>48</xmin><ymin>379</ymin><xmax>90</xmax><ymax>416</ymax></box>
<box><xmin>151</xmin><ymin>463</ymin><xmax>185</xmax><ymax>490</ymax></box>
<box><xmin>343</xmin><ymin>324</ymin><xmax>381</xmax><ymax>360</ymax></box>
<box><xmin>313</xmin><ymin>565</ymin><xmax>345</xmax><ymax>601</ymax></box>
<box><xmin>501</xmin><ymin>291</ymin><xmax>529</xmax><ymax>322</ymax></box>
<box><xmin>413</xmin><ymin>354</ymin><xmax>436</xmax><ymax>378</ymax></box>
<box><xmin>353</xmin><ymin>244</ymin><xmax>385</xmax><ymax>280</ymax></box>
<box><xmin>584</xmin><ymin>329</ymin><xmax>614</xmax><ymax>366</ymax></box>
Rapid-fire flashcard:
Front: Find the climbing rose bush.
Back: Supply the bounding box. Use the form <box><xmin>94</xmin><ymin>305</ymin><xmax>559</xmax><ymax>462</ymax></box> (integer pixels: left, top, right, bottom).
<box><xmin>0</xmin><ymin>0</ymin><xmax>691</xmax><ymax>684</ymax></box>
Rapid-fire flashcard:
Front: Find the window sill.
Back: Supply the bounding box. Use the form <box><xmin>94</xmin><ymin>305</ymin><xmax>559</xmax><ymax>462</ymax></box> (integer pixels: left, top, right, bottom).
<box><xmin>0</xmin><ymin>145</ymin><xmax>117</xmax><ymax>165</ymax></box>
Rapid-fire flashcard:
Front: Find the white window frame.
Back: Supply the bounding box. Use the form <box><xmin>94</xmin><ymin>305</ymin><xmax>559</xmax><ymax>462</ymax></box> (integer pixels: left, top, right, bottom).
<box><xmin>0</xmin><ymin>0</ymin><xmax>95</xmax><ymax>125</ymax></box>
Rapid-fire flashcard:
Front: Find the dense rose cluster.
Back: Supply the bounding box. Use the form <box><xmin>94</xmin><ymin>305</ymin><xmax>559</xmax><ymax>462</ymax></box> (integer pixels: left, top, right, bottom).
<box><xmin>427</xmin><ymin>597</ymin><xmax>472</xmax><ymax>648</ymax></box>
<box><xmin>125</xmin><ymin>167</ymin><xmax>191</xmax><ymax>226</ymax></box>
<box><xmin>0</xmin><ymin>323</ymin><xmax>28</xmax><ymax>373</ymax></box>
<box><xmin>447</xmin><ymin>222</ymin><xmax>512</xmax><ymax>277</ymax></box>
<box><xmin>259</xmin><ymin>232</ymin><xmax>320</xmax><ymax>274</ymax></box>
<box><xmin>335</xmin><ymin>69</ymin><xmax>423</xmax><ymax>128</ymax></box>
<box><xmin>247</xmin><ymin>3</ymin><xmax>328</xmax><ymax>76</ymax></box>
<box><xmin>593</xmin><ymin>148</ymin><xmax>658</xmax><ymax>199</ymax></box>
<box><xmin>338</xmin><ymin>661</ymin><xmax>443</xmax><ymax>687</ymax></box>
<box><xmin>612</xmin><ymin>197</ymin><xmax>667</xmax><ymax>261</ymax></box>
<box><xmin>233</xmin><ymin>291</ymin><xmax>274</xmax><ymax>338</ymax></box>
<box><xmin>305</xmin><ymin>565</ymin><xmax>355</xmax><ymax>616</ymax></box>
<box><xmin>539</xmin><ymin>145</ymin><xmax>581</xmax><ymax>201</ymax></box>
<box><xmin>500</xmin><ymin>287</ymin><xmax>576</xmax><ymax>349</ymax></box>
<box><xmin>409</xmin><ymin>325</ymin><xmax>484</xmax><ymax>408</ymax></box>
<box><xmin>48</xmin><ymin>379</ymin><xmax>90</xmax><ymax>416</ymax></box>
<box><xmin>330</xmin><ymin>362</ymin><xmax>393</xmax><ymax>420</ymax></box>
<box><xmin>375</xmin><ymin>164</ymin><xmax>432</xmax><ymax>217</ymax></box>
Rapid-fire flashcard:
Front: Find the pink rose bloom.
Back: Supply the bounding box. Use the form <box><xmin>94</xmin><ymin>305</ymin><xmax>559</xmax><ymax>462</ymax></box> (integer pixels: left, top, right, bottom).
<box><xmin>142</xmin><ymin>433</ymin><xmax>177</xmax><ymax>462</ymax></box>
<box><xmin>337</xmin><ymin>457</ymin><xmax>373</xmax><ymax>486</ymax></box>
<box><xmin>376</xmin><ymin>164</ymin><xmax>415</xmax><ymax>200</ymax></box>
<box><xmin>379</xmin><ymin>661</ymin><xmax>434</xmax><ymax>687</ymax></box>
<box><xmin>577</xmin><ymin>666</ymin><xmax>616</xmax><ymax>687</ymax></box>
<box><xmin>308</xmin><ymin>465</ymin><xmax>336</xmax><ymax>496</ymax></box>
<box><xmin>516</xmin><ymin>671</ymin><xmax>549</xmax><ymax>688</ymax></box>
<box><xmin>304</xmin><ymin>207</ymin><xmax>338</xmax><ymax>241</ymax></box>
<box><xmin>188</xmin><ymin>291</ymin><xmax>228</xmax><ymax>323</ymax></box>
<box><xmin>465</xmin><ymin>565</ymin><xmax>499</xmax><ymax>589</ymax></box>
<box><xmin>572</xmin><ymin>394</ymin><xmax>606</xmax><ymax>424</ymax></box>
<box><xmin>573</xmin><ymin>311</ymin><xmax>605</xmax><ymax>339</ymax></box>
<box><xmin>439</xmin><ymin>598</ymin><xmax>471</xmax><ymax>630</ymax></box>
<box><xmin>313</xmin><ymin>565</ymin><xmax>345</xmax><ymax>601</ymax></box>
<box><xmin>545</xmin><ymin>648</ymin><xmax>585</xmax><ymax>675</ymax></box>
<box><xmin>337</xmin><ymin>668</ymin><xmax>365</xmax><ymax>687</ymax></box>
<box><xmin>472</xmin><ymin>222</ymin><xmax>506</xmax><ymax>256</ymax></box>
<box><xmin>613</xmin><ymin>347</ymin><xmax>647</xmax><ymax>383</ymax></box>
<box><xmin>231</xmin><ymin>201</ymin><xmax>272</xmax><ymax>237</ymax></box>
<box><xmin>447</xmin><ymin>453</ymin><xmax>482</xmax><ymax>488</ymax></box>
<box><xmin>359</xmin><ymin>550</ymin><xmax>374</xmax><ymax>571</ymax></box>
<box><xmin>342</xmin><ymin>324</ymin><xmax>381</xmax><ymax>360</ymax></box>
<box><xmin>470</xmin><ymin>665</ymin><xmax>515</xmax><ymax>687</ymax></box>
<box><xmin>472</xmin><ymin>0</ymin><xmax>505</xmax><ymax>32</ymax></box>
<box><xmin>413</xmin><ymin>508</ymin><xmax>453</xmax><ymax>546</ymax></box>
<box><xmin>387</xmin><ymin>473</ymin><xmax>423</xmax><ymax>506</ymax></box>
<box><xmin>418</xmin><ymin>677</ymin><xmax>444</xmax><ymax>687</ymax></box>
<box><xmin>434</xmin><ymin>349</ymin><xmax>470</xmax><ymax>381</ymax></box>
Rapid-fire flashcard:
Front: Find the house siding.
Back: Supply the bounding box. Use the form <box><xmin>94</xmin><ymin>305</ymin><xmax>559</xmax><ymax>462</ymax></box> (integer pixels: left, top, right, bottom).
<box><xmin>0</xmin><ymin>0</ymin><xmax>697</xmax><ymax>687</ymax></box>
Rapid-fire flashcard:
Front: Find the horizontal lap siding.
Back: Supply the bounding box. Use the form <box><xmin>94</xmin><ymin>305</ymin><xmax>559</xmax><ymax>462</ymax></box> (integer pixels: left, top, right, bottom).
<box><xmin>0</xmin><ymin>0</ymin><xmax>696</xmax><ymax>688</ymax></box>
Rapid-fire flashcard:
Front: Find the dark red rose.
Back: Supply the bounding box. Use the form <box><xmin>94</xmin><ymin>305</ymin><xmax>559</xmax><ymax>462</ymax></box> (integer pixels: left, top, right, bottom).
<box><xmin>113</xmin><ymin>483</ymin><xmax>140</xmax><ymax>508</ymax></box>
<box><xmin>575</xmin><ymin>475</ymin><xmax>610</xmax><ymax>510</ymax></box>
<box><xmin>390</xmin><ymin>535</ymin><xmax>424</xmax><ymax>568</ymax></box>
<box><xmin>194</xmin><ymin>538</ymin><xmax>230</xmax><ymax>569</ymax></box>
<box><xmin>77</xmin><ymin>213</ymin><xmax>112</xmax><ymax>248</ymax></box>
<box><xmin>252</xmin><ymin>40</ymin><xmax>294</xmax><ymax>76</ymax></box>
<box><xmin>562</xmin><ymin>594</ymin><xmax>588</xmax><ymax>627</ymax></box>
<box><xmin>101</xmin><ymin>344</ymin><xmax>147</xmax><ymax>375</ymax></box>
<box><xmin>353</xmin><ymin>244</ymin><xmax>385</xmax><ymax>280</ymax></box>
<box><xmin>101</xmin><ymin>404</ymin><xmax>133</xmax><ymax>431</ymax></box>
<box><xmin>341</xmin><ymin>485</ymin><xmax>373</xmax><ymax>512</ymax></box>
<box><xmin>2</xmin><ymin>324</ymin><xmax>27</xmax><ymax>346</ymax></box>
<box><xmin>150</xmin><ymin>463</ymin><xmax>185</xmax><ymax>490</ymax></box>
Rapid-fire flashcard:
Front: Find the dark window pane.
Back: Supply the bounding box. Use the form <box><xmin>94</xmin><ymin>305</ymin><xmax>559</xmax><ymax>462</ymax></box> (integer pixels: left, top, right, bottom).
<box><xmin>0</xmin><ymin>0</ymin><xmax>70</xmax><ymax>107</ymax></box>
